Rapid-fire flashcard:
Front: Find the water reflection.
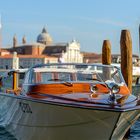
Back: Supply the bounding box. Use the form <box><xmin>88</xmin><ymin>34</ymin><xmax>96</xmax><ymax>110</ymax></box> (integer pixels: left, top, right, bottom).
<box><xmin>129</xmin><ymin>118</ymin><xmax>140</xmax><ymax>140</ymax></box>
<box><xmin>0</xmin><ymin>127</ymin><xmax>17</xmax><ymax>140</ymax></box>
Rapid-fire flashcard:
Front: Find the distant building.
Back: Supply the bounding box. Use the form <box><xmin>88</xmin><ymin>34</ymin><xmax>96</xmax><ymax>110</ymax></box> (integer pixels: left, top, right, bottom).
<box><xmin>0</xmin><ymin>54</ymin><xmax>57</xmax><ymax>69</ymax></box>
<box><xmin>82</xmin><ymin>52</ymin><xmax>102</xmax><ymax>63</ymax></box>
<box><xmin>112</xmin><ymin>54</ymin><xmax>139</xmax><ymax>64</ymax></box>
<box><xmin>82</xmin><ymin>53</ymin><xmax>139</xmax><ymax>65</ymax></box>
<box><xmin>0</xmin><ymin>27</ymin><xmax>83</xmax><ymax>69</ymax></box>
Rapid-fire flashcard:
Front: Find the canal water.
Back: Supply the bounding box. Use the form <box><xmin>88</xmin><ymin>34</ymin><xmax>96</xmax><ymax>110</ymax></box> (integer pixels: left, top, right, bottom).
<box><xmin>129</xmin><ymin>118</ymin><xmax>140</xmax><ymax>140</ymax></box>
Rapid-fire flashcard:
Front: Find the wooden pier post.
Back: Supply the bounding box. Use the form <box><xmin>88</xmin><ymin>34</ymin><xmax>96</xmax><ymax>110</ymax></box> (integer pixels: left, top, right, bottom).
<box><xmin>102</xmin><ymin>40</ymin><xmax>111</xmax><ymax>80</ymax></box>
<box><xmin>13</xmin><ymin>71</ymin><xmax>18</xmax><ymax>91</ymax></box>
<box><xmin>120</xmin><ymin>30</ymin><xmax>132</xmax><ymax>92</ymax></box>
<box><xmin>120</xmin><ymin>30</ymin><xmax>132</xmax><ymax>139</ymax></box>
<box><xmin>102</xmin><ymin>40</ymin><xmax>111</xmax><ymax>65</ymax></box>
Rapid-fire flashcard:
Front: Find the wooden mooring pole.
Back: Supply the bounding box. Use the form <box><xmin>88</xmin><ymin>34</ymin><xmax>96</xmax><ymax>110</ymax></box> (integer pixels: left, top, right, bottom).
<box><xmin>102</xmin><ymin>40</ymin><xmax>111</xmax><ymax>65</ymax></box>
<box><xmin>120</xmin><ymin>30</ymin><xmax>132</xmax><ymax>139</ymax></box>
<box><xmin>120</xmin><ymin>30</ymin><xmax>132</xmax><ymax>92</ymax></box>
<box><xmin>101</xmin><ymin>30</ymin><xmax>132</xmax><ymax>139</ymax></box>
<box><xmin>102</xmin><ymin>40</ymin><xmax>111</xmax><ymax>80</ymax></box>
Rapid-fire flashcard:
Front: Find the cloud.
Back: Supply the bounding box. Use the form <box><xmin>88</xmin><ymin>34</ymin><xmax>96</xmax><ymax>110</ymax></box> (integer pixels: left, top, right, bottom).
<box><xmin>77</xmin><ymin>16</ymin><xmax>126</xmax><ymax>27</ymax></box>
<box><xmin>94</xmin><ymin>19</ymin><xmax>125</xmax><ymax>27</ymax></box>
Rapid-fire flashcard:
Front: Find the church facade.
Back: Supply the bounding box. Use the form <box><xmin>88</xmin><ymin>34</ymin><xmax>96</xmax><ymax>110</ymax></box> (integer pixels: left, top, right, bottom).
<box><xmin>0</xmin><ymin>27</ymin><xmax>83</xmax><ymax>69</ymax></box>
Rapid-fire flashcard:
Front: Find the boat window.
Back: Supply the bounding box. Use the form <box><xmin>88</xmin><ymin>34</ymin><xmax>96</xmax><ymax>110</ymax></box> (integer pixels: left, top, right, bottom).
<box><xmin>31</xmin><ymin>72</ymin><xmax>53</xmax><ymax>83</ymax></box>
<box><xmin>58</xmin><ymin>73</ymin><xmax>71</xmax><ymax>81</ymax></box>
<box><xmin>31</xmin><ymin>71</ymin><xmax>73</xmax><ymax>83</ymax></box>
<box><xmin>111</xmin><ymin>70</ymin><xmax>122</xmax><ymax>83</ymax></box>
<box><xmin>77</xmin><ymin>73</ymin><xmax>92</xmax><ymax>81</ymax></box>
<box><xmin>26</xmin><ymin>64</ymin><xmax>124</xmax><ymax>85</ymax></box>
<box><xmin>41</xmin><ymin>72</ymin><xmax>53</xmax><ymax>82</ymax></box>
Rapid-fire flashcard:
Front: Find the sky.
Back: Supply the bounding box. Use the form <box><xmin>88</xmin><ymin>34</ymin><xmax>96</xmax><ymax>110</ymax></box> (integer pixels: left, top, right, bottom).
<box><xmin>0</xmin><ymin>0</ymin><xmax>140</xmax><ymax>55</ymax></box>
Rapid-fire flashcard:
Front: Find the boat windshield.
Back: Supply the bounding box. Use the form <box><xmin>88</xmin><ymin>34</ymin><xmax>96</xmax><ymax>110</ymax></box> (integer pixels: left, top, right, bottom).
<box><xmin>24</xmin><ymin>63</ymin><xmax>125</xmax><ymax>85</ymax></box>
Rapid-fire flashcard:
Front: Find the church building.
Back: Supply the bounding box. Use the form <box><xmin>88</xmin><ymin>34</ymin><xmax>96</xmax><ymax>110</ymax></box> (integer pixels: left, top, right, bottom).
<box><xmin>0</xmin><ymin>27</ymin><xmax>83</xmax><ymax>69</ymax></box>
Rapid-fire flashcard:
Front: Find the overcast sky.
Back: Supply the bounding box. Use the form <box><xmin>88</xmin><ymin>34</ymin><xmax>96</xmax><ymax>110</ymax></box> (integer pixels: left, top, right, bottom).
<box><xmin>0</xmin><ymin>0</ymin><xmax>140</xmax><ymax>55</ymax></box>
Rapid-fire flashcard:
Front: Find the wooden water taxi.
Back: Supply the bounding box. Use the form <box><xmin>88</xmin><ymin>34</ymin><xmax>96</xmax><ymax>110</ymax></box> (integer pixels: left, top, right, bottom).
<box><xmin>0</xmin><ymin>63</ymin><xmax>140</xmax><ymax>140</ymax></box>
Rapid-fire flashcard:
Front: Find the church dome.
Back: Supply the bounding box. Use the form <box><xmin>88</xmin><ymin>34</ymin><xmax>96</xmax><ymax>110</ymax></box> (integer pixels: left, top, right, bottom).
<box><xmin>37</xmin><ymin>27</ymin><xmax>53</xmax><ymax>45</ymax></box>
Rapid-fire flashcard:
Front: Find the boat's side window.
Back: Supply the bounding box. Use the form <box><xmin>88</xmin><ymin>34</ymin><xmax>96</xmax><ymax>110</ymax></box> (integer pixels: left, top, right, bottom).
<box><xmin>31</xmin><ymin>72</ymin><xmax>53</xmax><ymax>83</ymax></box>
<box><xmin>77</xmin><ymin>73</ymin><xmax>92</xmax><ymax>81</ymax></box>
<box><xmin>58</xmin><ymin>73</ymin><xmax>71</xmax><ymax>81</ymax></box>
<box><xmin>41</xmin><ymin>72</ymin><xmax>52</xmax><ymax>83</ymax></box>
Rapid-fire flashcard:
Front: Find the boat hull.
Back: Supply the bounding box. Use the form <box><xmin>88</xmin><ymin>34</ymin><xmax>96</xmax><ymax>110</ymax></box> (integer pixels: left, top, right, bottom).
<box><xmin>0</xmin><ymin>94</ymin><xmax>139</xmax><ymax>140</ymax></box>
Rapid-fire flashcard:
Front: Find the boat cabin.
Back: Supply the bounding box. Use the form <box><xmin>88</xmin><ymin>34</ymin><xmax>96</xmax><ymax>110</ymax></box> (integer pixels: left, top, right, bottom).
<box><xmin>0</xmin><ymin>63</ymin><xmax>132</xmax><ymax>106</ymax></box>
<box><xmin>19</xmin><ymin>63</ymin><xmax>130</xmax><ymax>97</ymax></box>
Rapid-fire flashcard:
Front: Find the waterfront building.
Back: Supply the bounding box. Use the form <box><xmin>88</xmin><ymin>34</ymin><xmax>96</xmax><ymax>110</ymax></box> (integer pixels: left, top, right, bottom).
<box><xmin>0</xmin><ymin>27</ymin><xmax>83</xmax><ymax>69</ymax></box>
<box><xmin>0</xmin><ymin>54</ymin><xmax>57</xmax><ymax>69</ymax></box>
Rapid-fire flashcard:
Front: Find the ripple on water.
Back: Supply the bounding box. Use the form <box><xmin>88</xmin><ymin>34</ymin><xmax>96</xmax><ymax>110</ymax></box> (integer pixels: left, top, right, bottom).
<box><xmin>129</xmin><ymin>118</ymin><xmax>140</xmax><ymax>140</ymax></box>
<box><xmin>0</xmin><ymin>127</ymin><xmax>17</xmax><ymax>140</ymax></box>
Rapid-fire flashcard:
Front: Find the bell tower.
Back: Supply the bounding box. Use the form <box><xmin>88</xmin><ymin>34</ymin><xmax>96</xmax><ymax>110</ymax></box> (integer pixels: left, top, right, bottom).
<box><xmin>22</xmin><ymin>35</ymin><xmax>26</xmax><ymax>44</ymax></box>
<box><xmin>13</xmin><ymin>34</ymin><xmax>17</xmax><ymax>48</ymax></box>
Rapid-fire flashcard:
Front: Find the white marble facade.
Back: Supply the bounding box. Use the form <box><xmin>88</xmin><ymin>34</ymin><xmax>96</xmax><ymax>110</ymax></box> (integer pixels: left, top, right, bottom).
<box><xmin>62</xmin><ymin>39</ymin><xmax>83</xmax><ymax>63</ymax></box>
